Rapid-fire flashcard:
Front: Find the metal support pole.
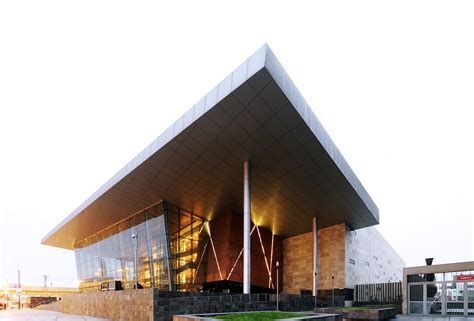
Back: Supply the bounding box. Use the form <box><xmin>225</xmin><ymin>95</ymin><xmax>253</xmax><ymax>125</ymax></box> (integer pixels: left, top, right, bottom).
<box><xmin>17</xmin><ymin>267</ymin><xmax>21</xmax><ymax>309</ymax></box>
<box><xmin>332</xmin><ymin>274</ymin><xmax>335</xmax><ymax>307</ymax></box>
<box><xmin>464</xmin><ymin>281</ymin><xmax>468</xmax><ymax>317</ymax></box>
<box><xmin>276</xmin><ymin>261</ymin><xmax>280</xmax><ymax>311</ymax></box>
<box><xmin>422</xmin><ymin>283</ymin><xmax>427</xmax><ymax>315</ymax></box>
<box><xmin>132</xmin><ymin>233</ymin><xmax>139</xmax><ymax>289</ymax></box>
<box><xmin>243</xmin><ymin>161</ymin><xmax>251</xmax><ymax>294</ymax></box>
<box><xmin>145</xmin><ymin>212</ymin><xmax>155</xmax><ymax>288</ymax></box>
<box><xmin>442</xmin><ymin>281</ymin><xmax>447</xmax><ymax>316</ymax></box>
<box><xmin>163</xmin><ymin>202</ymin><xmax>174</xmax><ymax>291</ymax></box>
<box><xmin>313</xmin><ymin>217</ymin><xmax>318</xmax><ymax>309</ymax></box>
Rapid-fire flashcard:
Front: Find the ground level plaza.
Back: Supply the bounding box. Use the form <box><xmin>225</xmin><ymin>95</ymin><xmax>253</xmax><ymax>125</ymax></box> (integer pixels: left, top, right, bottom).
<box><xmin>3</xmin><ymin>310</ymin><xmax>474</xmax><ymax>321</ymax></box>
<box><xmin>0</xmin><ymin>310</ymin><xmax>109</xmax><ymax>321</ymax></box>
<box><xmin>43</xmin><ymin>45</ymin><xmax>404</xmax><ymax>302</ymax></box>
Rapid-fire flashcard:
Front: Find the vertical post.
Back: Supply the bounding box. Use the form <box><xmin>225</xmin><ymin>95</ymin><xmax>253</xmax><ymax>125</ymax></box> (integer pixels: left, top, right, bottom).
<box><xmin>162</xmin><ymin>202</ymin><xmax>174</xmax><ymax>291</ymax></box>
<box><xmin>243</xmin><ymin>161</ymin><xmax>251</xmax><ymax>294</ymax></box>
<box><xmin>442</xmin><ymin>281</ymin><xmax>447</xmax><ymax>316</ymax></box>
<box><xmin>332</xmin><ymin>274</ymin><xmax>335</xmax><ymax>307</ymax></box>
<box><xmin>145</xmin><ymin>212</ymin><xmax>155</xmax><ymax>288</ymax></box>
<box><xmin>422</xmin><ymin>283</ymin><xmax>427</xmax><ymax>315</ymax></box>
<box><xmin>276</xmin><ymin>261</ymin><xmax>280</xmax><ymax>311</ymax></box>
<box><xmin>17</xmin><ymin>267</ymin><xmax>20</xmax><ymax>309</ymax></box>
<box><xmin>177</xmin><ymin>208</ymin><xmax>181</xmax><ymax>288</ymax></box>
<box><xmin>408</xmin><ymin>284</ymin><xmax>411</xmax><ymax>314</ymax></box>
<box><xmin>464</xmin><ymin>281</ymin><xmax>468</xmax><ymax>317</ymax></box>
<box><xmin>132</xmin><ymin>233</ymin><xmax>139</xmax><ymax>289</ymax></box>
<box><xmin>313</xmin><ymin>217</ymin><xmax>318</xmax><ymax>308</ymax></box>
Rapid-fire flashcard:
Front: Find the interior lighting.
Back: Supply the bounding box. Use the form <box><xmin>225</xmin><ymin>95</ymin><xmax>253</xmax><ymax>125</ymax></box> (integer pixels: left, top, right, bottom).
<box><xmin>256</xmin><ymin>226</ymin><xmax>274</xmax><ymax>289</ymax></box>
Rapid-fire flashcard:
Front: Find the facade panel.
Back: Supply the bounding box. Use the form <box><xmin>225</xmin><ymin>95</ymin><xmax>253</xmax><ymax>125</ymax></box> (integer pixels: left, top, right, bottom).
<box><xmin>282</xmin><ymin>223</ymin><xmax>404</xmax><ymax>298</ymax></box>
<box><xmin>345</xmin><ymin>226</ymin><xmax>405</xmax><ymax>288</ymax></box>
<box><xmin>282</xmin><ymin>224</ymin><xmax>346</xmax><ymax>295</ymax></box>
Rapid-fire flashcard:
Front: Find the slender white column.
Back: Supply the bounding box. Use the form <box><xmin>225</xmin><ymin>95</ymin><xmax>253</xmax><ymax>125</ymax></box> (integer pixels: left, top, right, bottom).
<box><xmin>313</xmin><ymin>217</ymin><xmax>318</xmax><ymax>298</ymax></box>
<box><xmin>243</xmin><ymin>161</ymin><xmax>251</xmax><ymax>294</ymax></box>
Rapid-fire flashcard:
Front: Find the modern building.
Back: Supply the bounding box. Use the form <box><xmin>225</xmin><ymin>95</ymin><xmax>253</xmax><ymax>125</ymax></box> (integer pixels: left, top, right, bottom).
<box><xmin>42</xmin><ymin>44</ymin><xmax>404</xmax><ymax>304</ymax></box>
<box><xmin>403</xmin><ymin>259</ymin><xmax>474</xmax><ymax>316</ymax></box>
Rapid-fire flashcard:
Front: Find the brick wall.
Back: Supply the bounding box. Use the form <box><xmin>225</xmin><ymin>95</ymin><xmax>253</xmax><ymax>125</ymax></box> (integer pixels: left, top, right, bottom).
<box><xmin>60</xmin><ymin>288</ymin><xmax>153</xmax><ymax>321</ymax></box>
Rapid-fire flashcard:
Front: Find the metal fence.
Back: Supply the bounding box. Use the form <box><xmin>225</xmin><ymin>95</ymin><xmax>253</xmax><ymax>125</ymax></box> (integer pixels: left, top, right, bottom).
<box><xmin>354</xmin><ymin>281</ymin><xmax>402</xmax><ymax>303</ymax></box>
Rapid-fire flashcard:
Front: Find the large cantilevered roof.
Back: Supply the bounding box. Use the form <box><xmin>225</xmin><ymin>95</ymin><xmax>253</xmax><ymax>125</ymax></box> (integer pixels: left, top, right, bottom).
<box><xmin>42</xmin><ymin>44</ymin><xmax>379</xmax><ymax>250</ymax></box>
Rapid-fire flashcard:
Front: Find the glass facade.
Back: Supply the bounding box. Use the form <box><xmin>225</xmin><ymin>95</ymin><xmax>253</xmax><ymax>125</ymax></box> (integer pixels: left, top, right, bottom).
<box><xmin>74</xmin><ymin>202</ymin><xmax>209</xmax><ymax>292</ymax></box>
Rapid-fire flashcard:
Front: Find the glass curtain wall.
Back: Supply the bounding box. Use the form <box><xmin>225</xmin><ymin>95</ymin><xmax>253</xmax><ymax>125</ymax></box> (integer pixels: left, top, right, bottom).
<box><xmin>74</xmin><ymin>201</ymin><xmax>208</xmax><ymax>292</ymax></box>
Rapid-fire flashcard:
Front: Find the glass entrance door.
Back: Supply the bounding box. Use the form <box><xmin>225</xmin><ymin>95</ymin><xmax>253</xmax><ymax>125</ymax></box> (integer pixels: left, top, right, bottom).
<box><xmin>446</xmin><ymin>282</ymin><xmax>464</xmax><ymax>316</ymax></box>
<box><xmin>426</xmin><ymin>283</ymin><xmax>442</xmax><ymax>315</ymax></box>
<box><xmin>408</xmin><ymin>284</ymin><xmax>423</xmax><ymax>314</ymax></box>
<box><xmin>468</xmin><ymin>281</ymin><xmax>474</xmax><ymax>316</ymax></box>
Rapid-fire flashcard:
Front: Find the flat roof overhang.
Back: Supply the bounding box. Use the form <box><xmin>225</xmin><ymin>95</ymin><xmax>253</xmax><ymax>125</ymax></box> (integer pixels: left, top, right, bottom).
<box><xmin>404</xmin><ymin>261</ymin><xmax>474</xmax><ymax>276</ymax></box>
<box><xmin>42</xmin><ymin>44</ymin><xmax>379</xmax><ymax>250</ymax></box>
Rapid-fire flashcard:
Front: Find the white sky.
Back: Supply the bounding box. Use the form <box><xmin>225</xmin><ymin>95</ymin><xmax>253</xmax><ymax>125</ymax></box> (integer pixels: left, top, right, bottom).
<box><xmin>1</xmin><ymin>1</ymin><xmax>473</xmax><ymax>287</ymax></box>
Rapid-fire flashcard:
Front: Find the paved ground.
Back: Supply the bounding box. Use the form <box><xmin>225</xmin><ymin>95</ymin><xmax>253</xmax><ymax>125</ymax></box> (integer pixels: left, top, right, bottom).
<box><xmin>0</xmin><ymin>310</ymin><xmax>110</xmax><ymax>321</ymax></box>
<box><xmin>2</xmin><ymin>310</ymin><xmax>474</xmax><ymax>321</ymax></box>
<box><xmin>392</xmin><ymin>316</ymin><xmax>474</xmax><ymax>321</ymax></box>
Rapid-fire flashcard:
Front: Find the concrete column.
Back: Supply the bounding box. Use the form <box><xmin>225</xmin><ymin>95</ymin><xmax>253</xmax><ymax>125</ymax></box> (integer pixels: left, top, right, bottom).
<box><xmin>243</xmin><ymin>161</ymin><xmax>251</xmax><ymax>294</ymax></box>
<box><xmin>464</xmin><ymin>281</ymin><xmax>468</xmax><ymax>316</ymax></box>
<box><xmin>442</xmin><ymin>281</ymin><xmax>447</xmax><ymax>316</ymax></box>
<box><xmin>313</xmin><ymin>217</ymin><xmax>318</xmax><ymax>298</ymax></box>
<box><xmin>422</xmin><ymin>283</ymin><xmax>427</xmax><ymax>315</ymax></box>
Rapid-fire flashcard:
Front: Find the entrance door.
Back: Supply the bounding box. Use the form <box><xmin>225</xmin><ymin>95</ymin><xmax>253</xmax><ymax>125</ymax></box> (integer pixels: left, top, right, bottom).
<box><xmin>468</xmin><ymin>281</ymin><xmax>474</xmax><ymax>316</ymax></box>
<box><xmin>408</xmin><ymin>284</ymin><xmax>423</xmax><ymax>314</ymax></box>
<box><xmin>409</xmin><ymin>281</ymin><xmax>474</xmax><ymax>316</ymax></box>
<box><xmin>446</xmin><ymin>282</ymin><xmax>464</xmax><ymax>316</ymax></box>
<box><xmin>426</xmin><ymin>283</ymin><xmax>442</xmax><ymax>315</ymax></box>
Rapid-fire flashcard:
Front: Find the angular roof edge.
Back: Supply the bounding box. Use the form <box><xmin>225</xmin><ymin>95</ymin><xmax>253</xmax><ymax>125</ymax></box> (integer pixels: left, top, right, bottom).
<box><xmin>42</xmin><ymin>44</ymin><xmax>378</xmax><ymax>247</ymax></box>
<box><xmin>262</xmin><ymin>46</ymin><xmax>379</xmax><ymax>224</ymax></box>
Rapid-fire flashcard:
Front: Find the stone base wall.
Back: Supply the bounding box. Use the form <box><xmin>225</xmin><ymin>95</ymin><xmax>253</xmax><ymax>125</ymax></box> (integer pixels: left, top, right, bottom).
<box><xmin>154</xmin><ymin>292</ymin><xmax>315</xmax><ymax>321</ymax></box>
<box><xmin>316</xmin><ymin>307</ymin><xmax>397</xmax><ymax>320</ymax></box>
<box><xmin>60</xmin><ymin>288</ymin><xmax>153</xmax><ymax>321</ymax></box>
<box><xmin>60</xmin><ymin>290</ymin><xmax>315</xmax><ymax>321</ymax></box>
<box><xmin>174</xmin><ymin>312</ymin><xmax>342</xmax><ymax>321</ymax></box>
<box><xmin>282</xmin><ymin>232</ymin><xmax>313</xmax><ymax>294</ymax></box>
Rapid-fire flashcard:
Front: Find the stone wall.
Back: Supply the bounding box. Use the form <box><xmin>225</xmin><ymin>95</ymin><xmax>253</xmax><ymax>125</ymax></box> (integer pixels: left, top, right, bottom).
<box><xmin>282</xmin><ymin>232</ymin><xmax>313</xmax><ymax>294</ymax></box>
<box><xmin>155</xmin><ymin>293</ymin><xmax>315</xmax><ymax>321</ymax></box>
<box><xmin>318</xmin><ymin>224</ymin><xmax>346</xmax><ymax>290</ymax></box>
<box><xmin>60</xmin><ymin>288</ymin><xmax>153</xmax><ymax>321</ymax></box>
<box><xmin>345</xmin><ymin>226</ymin><xmax>405</xmax><ymax>288</ymax></box>
<box><xmin>282</xmin><ymin>224</ymin><xmax>346</xmax><ymax>295</ymax></box>
<box><xmin>60</xmin><ymin>290</ymin><xmax>314</xmax><ymax>321</ymax></box>
<box><xmin>282</xmin><ymin>223</ymin><xmax>405</xmax><ymax>295</ymax></box>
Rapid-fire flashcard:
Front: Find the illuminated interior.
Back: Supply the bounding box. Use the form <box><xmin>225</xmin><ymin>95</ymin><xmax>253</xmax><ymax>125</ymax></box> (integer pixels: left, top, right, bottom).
<box><xmin>74</xmin><ymin>201</ymin><xmax>208</xmax><ymax>292</ymax></box>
